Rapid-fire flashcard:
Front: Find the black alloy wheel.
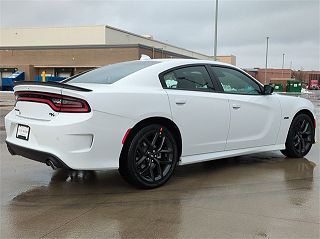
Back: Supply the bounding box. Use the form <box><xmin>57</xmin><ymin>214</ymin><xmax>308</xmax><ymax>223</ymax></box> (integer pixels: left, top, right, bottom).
<box><xmin>120</xmin><ymin>124</ymin><xmax>179</xmax><ymax>188</ymax></box>
<box><xmin>281</xmin><ymin>114</ymin><xmax>314</xmax><ymax>158</ymax></box>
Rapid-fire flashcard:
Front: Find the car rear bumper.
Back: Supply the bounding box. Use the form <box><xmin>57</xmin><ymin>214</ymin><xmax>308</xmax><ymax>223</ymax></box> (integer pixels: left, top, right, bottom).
<box><xmin>6</xmin><ymin>141</ymin><xmax>69</xmax><ymax>169</ymax></box>
<box><xmin>5</xmin><ymin>109</ymin><xmax>133</xmax><ymax>170</ymax></box>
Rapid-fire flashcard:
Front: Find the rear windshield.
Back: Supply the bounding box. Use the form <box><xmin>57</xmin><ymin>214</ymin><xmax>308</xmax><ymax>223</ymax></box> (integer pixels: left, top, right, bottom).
<box><xmin>66</xmin><ymin>61</ymin><xmax>159</xmax><ymax>84</ymax></box>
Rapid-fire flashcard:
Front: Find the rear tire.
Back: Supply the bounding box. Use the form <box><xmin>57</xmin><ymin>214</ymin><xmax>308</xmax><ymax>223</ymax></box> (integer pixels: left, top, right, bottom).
<box><xmin>281</xmin><ymin>114</ymin><xmax>314</xmax><ymax>158</ymax></box>
<box><xmin>119</xmin><ymin>124</ymin><xmax>179</xmax><ymax>189</ymax></box>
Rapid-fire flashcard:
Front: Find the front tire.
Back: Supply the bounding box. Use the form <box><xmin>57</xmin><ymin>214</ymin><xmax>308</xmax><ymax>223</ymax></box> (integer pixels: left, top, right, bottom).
<box><xmin>281</xmin><ymin>114</ymin><xmax>314</xmax><ymax>158</ymax></box>
<box><xmin>120</xmin><ymin>124</ymin><xmax>179</xmax><ymax>189</ymax></box>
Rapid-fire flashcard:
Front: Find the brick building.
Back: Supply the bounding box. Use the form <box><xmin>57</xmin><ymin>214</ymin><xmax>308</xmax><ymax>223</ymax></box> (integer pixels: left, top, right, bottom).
<box><xmin>294</xmin><ymin>70</ymin><xmax>320</xmax><ymax>84</ymax></box>
<box><xmin>245</xmin><ymin>68</ymin><xmax>294</xmax><ymax>84</ymax></box>
<box><xmin>0</xmin><ymin>25</ymin><xmax>236</xmax><ymax>83</ymax></box>
<box><xmin>245</xmin><ymin>68</ymin><xmax>320</xmax><ymax>92</ymax></box>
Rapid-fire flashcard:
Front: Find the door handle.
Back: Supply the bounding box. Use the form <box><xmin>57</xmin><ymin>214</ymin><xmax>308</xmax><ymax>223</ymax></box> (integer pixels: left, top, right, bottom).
<box><xmin>175</xmin><ymin>98</ymin><xmax>186</xmax><ymax>105</ymax></box>
<box><xmin>232</xmin><ymin>104</ymin><xmax>241</xmax><ymax>109</ymax></box>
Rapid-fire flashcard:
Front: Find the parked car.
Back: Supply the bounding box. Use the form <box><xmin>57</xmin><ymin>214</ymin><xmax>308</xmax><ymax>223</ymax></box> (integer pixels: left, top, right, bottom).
<box><xmin>5</xmin><ymin>59</ymin><xmax>316</xmax><ymax>188</ymax></box>
<box><xmin>310</xmin><ymin>86</ymin><xmax>319</xmax><ymax>90</ymax></box>
<box><xmin>308</xmin><ymin>80</ymin><xmax>319</xmax><ymax>90</ymax></box>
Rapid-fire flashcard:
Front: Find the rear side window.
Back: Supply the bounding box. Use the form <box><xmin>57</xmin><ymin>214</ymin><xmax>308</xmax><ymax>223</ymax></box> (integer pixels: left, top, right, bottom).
<box><xmin>67</xmin><ymin>61</ymin><xmax>159</xmax><ymax>84</ymax></box>
<box><xmin>161</xmin><ymin>66</ymin><xmax>215</xmax><ymax>92</ymax></box>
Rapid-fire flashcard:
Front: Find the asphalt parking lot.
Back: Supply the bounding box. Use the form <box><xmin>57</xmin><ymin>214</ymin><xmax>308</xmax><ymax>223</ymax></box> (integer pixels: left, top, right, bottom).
<box><xmin>1</xmin><ymin>92</ymin><xmax>319</xmax><ymax>238</ymax></box>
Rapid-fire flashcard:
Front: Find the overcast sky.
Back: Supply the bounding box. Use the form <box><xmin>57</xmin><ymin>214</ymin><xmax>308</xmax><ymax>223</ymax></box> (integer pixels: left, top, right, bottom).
<box><xmin>1</xmin><ymin>0</ymin><xmax>319</xmax><ymax>70</ymax></box>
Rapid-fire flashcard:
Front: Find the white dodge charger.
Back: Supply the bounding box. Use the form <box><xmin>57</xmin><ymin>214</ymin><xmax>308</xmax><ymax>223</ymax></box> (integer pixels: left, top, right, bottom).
<box><xmin>5</xmin><ymin>59</ymin><xmax>316</xmax><ymax>188</ymax></box>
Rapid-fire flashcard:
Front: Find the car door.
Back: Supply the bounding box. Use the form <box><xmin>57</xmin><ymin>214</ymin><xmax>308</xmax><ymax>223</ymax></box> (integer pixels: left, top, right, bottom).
<box><xmin>210</xmin><ymin>66</ymin><xmax>281</xmax><ymax>150</ymax></box>
<box><xmin>159</xmin><ymin>65</ymin><xmax>230</xmax><ymax>156</ymax></box>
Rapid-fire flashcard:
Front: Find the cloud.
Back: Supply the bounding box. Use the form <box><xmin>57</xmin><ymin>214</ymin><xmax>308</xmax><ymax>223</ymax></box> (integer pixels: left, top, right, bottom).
<box><xmin>0</xmin><ymin>0</ymin><xmax>319</xmax><ymax>70</ymax></box>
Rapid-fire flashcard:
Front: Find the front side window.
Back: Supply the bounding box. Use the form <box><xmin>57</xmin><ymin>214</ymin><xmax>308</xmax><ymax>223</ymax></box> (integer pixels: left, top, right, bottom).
<box><xmin>162</xmin><ymin>66</ymin><xmax>214</xmax><ymax>92</ymax></box>
<box><xmin>211</xmin><ymin>66</ymin><xmax>261</xmax><ymax>95</ymax></box>
<box><xmin>66</xmin><ymin>61</ymin><xmax>159</xmax><ymax>84</ymax></box>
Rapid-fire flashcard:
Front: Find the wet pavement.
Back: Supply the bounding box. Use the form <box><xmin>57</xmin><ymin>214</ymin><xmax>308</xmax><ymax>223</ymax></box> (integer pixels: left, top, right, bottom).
<box><xmin>0</xmin><ymin>92</ymin><xmax>319</xmax><ymax>238</ymax></box>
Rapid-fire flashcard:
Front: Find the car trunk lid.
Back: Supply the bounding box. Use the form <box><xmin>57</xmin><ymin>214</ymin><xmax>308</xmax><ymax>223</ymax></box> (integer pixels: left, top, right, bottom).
<box><xmin>14</xmin><ymin>82</ymin><xmax>91</xmax><ymax>121</ymax></box>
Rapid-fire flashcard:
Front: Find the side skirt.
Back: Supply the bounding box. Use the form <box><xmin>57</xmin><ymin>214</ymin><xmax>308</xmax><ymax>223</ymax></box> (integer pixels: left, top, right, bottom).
<box><xmin>179</xmin><ymin>144</ymin><xmax>285</xmax><ymax>165</ymax></box>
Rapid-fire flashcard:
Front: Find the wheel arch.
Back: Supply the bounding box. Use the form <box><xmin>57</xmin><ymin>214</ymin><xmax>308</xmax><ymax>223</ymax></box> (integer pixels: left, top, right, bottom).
<box><xmin>119</xmin><ymin>116</ymin><xmax>182</xmax><ymax>168</ymax></box>
<box><xmin>293</xmin><ymin>109</ymin><xmax>316</xmax><ymax>128</ymax></box>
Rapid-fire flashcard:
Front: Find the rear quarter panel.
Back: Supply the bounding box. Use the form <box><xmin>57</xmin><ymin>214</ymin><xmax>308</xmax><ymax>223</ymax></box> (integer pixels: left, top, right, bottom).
<box><xmin>85</xmin><ymin>87</ymin><xmax>172</xmax><ymax>167</ymax></box>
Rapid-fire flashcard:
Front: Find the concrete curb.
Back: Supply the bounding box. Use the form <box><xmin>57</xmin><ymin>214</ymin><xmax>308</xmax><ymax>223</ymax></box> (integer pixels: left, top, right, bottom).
<box><xmin>0</xmin><ymin>105</ymin><xmax>14</xmax><ymax>107</ymax></box>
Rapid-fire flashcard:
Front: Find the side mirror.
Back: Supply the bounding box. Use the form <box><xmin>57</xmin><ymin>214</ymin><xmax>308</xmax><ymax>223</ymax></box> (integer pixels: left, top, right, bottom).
<box><xmin>263</xmin><ymin>84</ymin><xmax>274</xmax><ymax>95</ymax></box>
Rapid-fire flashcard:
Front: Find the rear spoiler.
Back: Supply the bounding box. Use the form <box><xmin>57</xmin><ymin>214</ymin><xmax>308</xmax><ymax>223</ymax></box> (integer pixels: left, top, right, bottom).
<box><xmin>13</xmin><ymin>81</ymin><xmax>92</xmax><ymax>92</ymax></box>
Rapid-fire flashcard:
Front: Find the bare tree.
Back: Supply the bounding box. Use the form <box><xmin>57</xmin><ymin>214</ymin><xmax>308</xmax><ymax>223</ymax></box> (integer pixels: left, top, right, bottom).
<box><xmin>294</xmin><ymin>70</ymin><xmax>307</xmax><ymax>83</ymax></box>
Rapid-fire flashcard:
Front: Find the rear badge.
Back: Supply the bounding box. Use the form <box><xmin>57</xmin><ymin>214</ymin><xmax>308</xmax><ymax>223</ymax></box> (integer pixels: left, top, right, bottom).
<box><xmin>49</xmin><ymin>112</ymin><xmax>56</xmax><ymax>117</ymax></box>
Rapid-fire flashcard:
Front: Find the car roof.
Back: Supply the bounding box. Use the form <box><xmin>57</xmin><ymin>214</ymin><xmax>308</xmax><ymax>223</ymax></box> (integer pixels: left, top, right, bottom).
<box><xmin>141</xmin><ymin>58</ymin><xmax>234</xmax><ymax>68</ymax></box>
<box><xmin>108</xmin><ymin>58</ymin><xmax>244</xmax><ymax>89</ymax></box>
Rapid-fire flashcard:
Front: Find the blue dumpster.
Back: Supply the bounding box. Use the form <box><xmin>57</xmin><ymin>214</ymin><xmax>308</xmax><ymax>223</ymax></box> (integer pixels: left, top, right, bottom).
<box><xmin>2</xmin><ymin>71</ymin><xmax>25</xmax><ymax>91</ymax></box>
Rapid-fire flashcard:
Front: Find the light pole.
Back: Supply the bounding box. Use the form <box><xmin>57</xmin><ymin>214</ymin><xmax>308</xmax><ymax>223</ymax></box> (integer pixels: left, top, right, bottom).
<box><xmin>264</xmin><ymin>36</ymin><xmax>269</xmax><ymax>84</ymax></box>
<box><xmin>213</xmin><ymin>0</ymin><xmax>219</xmax><ymax>60</ymax></box>
<box><xmin>281</xmin><ymin>53</ymin><xmax>285</xmax><ymax>78</ymax></box>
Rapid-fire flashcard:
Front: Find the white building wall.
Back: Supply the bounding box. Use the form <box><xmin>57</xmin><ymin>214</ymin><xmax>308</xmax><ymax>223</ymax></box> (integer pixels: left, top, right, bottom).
<box><xmin>0</xmin><ymin>25</ymin><xmax>216</xmax><ymax>61</ymax></box>
<box><xmin>105</xmin><ymin>26</ymin><xmax>213</xmax><ymax>60</ymax></box>
<box><xmin>0</xmin><ymin>26</ymin><xmax>106</xmax><ymax>46</ymax></box>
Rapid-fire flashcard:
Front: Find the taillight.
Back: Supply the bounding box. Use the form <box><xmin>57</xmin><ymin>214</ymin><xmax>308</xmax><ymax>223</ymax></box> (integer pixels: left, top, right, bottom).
<box><xmin>15</xmin><ymin>91</ymin><xmax>91</xmax><ymax>113</ymax></box>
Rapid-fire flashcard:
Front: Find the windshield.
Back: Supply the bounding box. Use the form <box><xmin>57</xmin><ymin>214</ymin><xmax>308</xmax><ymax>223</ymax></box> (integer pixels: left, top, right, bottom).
<box><xmin>66</xmin><ymin>61</ymin><xmax>159</xmax><ymax>84</ymax></box>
